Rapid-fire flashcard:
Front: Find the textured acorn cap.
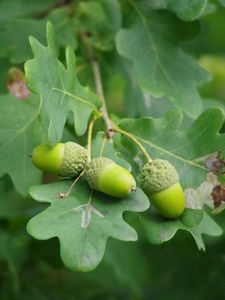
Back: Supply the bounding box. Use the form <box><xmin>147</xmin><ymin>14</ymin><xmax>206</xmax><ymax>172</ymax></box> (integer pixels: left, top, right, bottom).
<box><xmin>84</xmin><ymin>157</ymin><xmax>115</xmax><ymax>191</ymax></box>
<box><xmin>60</xmin><ymin>142</ymin><xmax>88</xmax><ymax>177</ymax></box>
<box><xmin>140</xmin><ymin>159</ymin><xmax>179</xmax><ymax>195</ymax></box>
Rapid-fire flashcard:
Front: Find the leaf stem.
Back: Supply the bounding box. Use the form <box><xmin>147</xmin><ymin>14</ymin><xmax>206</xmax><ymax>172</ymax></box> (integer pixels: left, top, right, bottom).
<box><xmin>80</xmin><ymin>30</ymin><xmax>113</xmax><ymax>138</ymax></box>
<box><xmin>87</xmin><ymin>116</ymin><xmax>97</xmax><ymax>162</ymax></box>
<box><xmin>58</xmin><ymin>170</ymin><xmax>85</xmax><ymax>199</ymax></box>
<box><xmin>112</xmin><ymin>124</ymin><xmax>152</xmax><ymax>162</ymax></box>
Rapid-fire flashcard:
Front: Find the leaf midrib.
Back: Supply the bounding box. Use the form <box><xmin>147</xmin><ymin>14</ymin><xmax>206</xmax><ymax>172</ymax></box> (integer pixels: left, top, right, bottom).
<box><xmin>132</xmin><ymin>133</ymin><xmax>207</xmax><ymax>171</ymax></box>
<box><xmin>129</xmin><ymin>0</ymin><xmax>181</xmax><ymax>97</ymax></box>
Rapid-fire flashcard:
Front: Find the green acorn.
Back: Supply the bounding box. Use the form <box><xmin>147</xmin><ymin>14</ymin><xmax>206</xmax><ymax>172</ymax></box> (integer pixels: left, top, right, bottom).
<box><xmin>85</xmin><ymin>157</ymin><xmax>136</xmax><ymax>198</ymax></box>
<box><xmin>140</xmin><ymin>159</ymin><xmax>185</xmax><ymax>218</ymax></box>
<box><xmin>32</xmin><ymin>142</ymin><xmax>88</xmax><ymax>177</ymax></box>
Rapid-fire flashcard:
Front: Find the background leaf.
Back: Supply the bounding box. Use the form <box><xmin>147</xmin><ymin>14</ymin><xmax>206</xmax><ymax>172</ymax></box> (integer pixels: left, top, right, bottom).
<box><xmin>0</xmin><ymin>0</ymin><xmax>58</xmax><ymax>22</ymax></box>
<box><xmin>0</xmin><ymin>229</ymin><xmax>28</xmax><ymax>297</ymax></box>
<box><xmin>0</xmin><ymin>8</ymin><xmax>77</xmax><ymax>64</ymax></box>
<box><xmin>75</xmin><ymin>0</ymin><xmax>121</xmax><ymax>51</ymax></box>
<box><xmin>149</xmin><ymin>0</ymin><xmax>208</xmax><ymax>21</ymax></box>
<box><xmin>116</xmin><ymin>2</ymin><xmax>210</xmax><ymax>118</ymax></box>
<box><xmin>0</xmin><ymin>176</ymin><xmax>24</xmax><ymax>218</ymax></box>
<box><xmin>0</xmin><ymin>94</ymin><xmax>43</xmax><ymax>195</ymax></box>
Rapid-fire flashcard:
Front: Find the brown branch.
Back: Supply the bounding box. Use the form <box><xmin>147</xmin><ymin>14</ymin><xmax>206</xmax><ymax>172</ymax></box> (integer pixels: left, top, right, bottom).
<box><xmin>80</xmin><ymin>31</ymin><xmax>113</xmax><ymax>138</ymax></box>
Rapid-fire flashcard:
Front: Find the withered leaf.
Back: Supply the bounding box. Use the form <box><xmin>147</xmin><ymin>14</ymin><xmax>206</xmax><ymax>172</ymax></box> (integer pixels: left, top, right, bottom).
<box><xmin>211</xmin><ymin>185</ymin><xmax>225</xmax><ymax>208</ymax></box>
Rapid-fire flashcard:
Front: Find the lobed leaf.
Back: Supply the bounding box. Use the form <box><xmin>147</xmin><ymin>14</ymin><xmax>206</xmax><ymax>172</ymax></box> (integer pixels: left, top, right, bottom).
<box><xmin>27</xmin><ymin>180</ymin><xmax>149</xmax><ymax>271</ymax></box>
<box><xmin>142</xmin><ymin>209</ymin><xmax>222</xmax><ymax>250</ymax></box>
<box><xmin>25</xmin><ymin>22</ymin><xmax>101</xmax><ymax>146</ymax></box>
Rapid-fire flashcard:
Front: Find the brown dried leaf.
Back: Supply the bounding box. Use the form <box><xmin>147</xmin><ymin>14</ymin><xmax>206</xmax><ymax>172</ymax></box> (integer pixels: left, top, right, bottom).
<box><xmin>7</xmin><ymin>67</ymin><xmax>30</xmax><ymax>99</ymax></box>
<box><xmin>211</xmin><ymin>185</ymin><xmax>225</xmax><ymax>208</ymax></box>
<box><xmin>205</xmin><ymin>151</ymin><xmax>225</xmax><ymax>174</ymax></box>
<box><xmin>184</xmin><ymin>173</ymin><xmax>218</xmax><ymax>210</ymax></box>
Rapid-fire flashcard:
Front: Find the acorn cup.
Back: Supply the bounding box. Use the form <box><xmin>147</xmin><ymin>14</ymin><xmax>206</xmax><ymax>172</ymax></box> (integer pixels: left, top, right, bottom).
<box><xmin>140</xmin><ymin>159</ymin><xmax>185</xmax><ymax>218</ymax></box>
<box><xmin>32</xmin><ymin>142</ymin><xmax>88</xmax><ymax>177</ymax></box>
<box><xmin>84</xmin><ymin>157</ymin><xmax>136</xmax><ymax>198</ymax></box>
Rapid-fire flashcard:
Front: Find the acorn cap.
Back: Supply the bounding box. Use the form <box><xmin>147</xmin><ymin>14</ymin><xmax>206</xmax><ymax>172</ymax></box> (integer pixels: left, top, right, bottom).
<box><xmin>60</xmin><ymin>142</ymin><xmax>88</xmax><ymax>177</ymax></box>
<box><xmin>140</xmin><ymin>159</ymin><xmax>179</xmax><ymax>195</ymax></box>
<box><xmin>84</xmin><ymin>157</ymin><xmax>115</xmax><ymax>191</ymax></box>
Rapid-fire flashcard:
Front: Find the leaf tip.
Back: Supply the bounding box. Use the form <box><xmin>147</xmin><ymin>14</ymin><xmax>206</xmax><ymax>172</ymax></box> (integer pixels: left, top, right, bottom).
<box><xmin>65</xmin><ymin>46</ymin><xmax>76</xmax><ymax>71</ymax></box>
<box><xmin>46</xmin><ymin>21</ymin><xmax>56</xmax><ymax>50</ymax></box>
<box><xmin>28</xmin><ymin>35</ymin><xmax>38</xmax><ymax>50</ymax></box>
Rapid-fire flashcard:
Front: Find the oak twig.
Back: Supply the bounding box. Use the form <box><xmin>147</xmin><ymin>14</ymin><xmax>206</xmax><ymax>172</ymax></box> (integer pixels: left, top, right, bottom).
<box><xmin>80</xmin><ymin>31</ymin><xmax>113</xmax><ymax>138</ymax></box>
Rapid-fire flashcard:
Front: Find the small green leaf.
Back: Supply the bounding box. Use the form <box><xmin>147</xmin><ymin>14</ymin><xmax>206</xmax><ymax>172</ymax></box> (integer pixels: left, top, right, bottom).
<box><xmin>25</xmin><ymin>22</ymin><xmax>101</xmax><ymax>145</ymax></box>
<box><xmin>142</xmin><ymin>209</ymin><xmax>222</xmax><ymax>250</ymax></box>
<box><xmin>27</xmin><ymin>180</ymin><xmax>149</xmax><ymax>271</ymax></box>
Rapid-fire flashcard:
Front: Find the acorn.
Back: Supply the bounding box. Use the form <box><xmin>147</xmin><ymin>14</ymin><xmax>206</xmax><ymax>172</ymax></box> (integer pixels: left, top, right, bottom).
<box><xmin>84</xmin><ymin>157</ymin><xmax>136</xmax><ymax>197</ymax></box>
<box><xmin>140</xmin><ymin>159</ymin><xmax>185</xmax><ymax>218</ymax></box>
<box><xmin>32</xmin><ymin>142</ymin><xmax>88</xmax><ymax>177</ymax></box>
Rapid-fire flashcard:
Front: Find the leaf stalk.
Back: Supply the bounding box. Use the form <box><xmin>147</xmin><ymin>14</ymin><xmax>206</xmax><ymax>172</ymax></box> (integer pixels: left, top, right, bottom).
<box><xmin>112</xmin><ymin>124</ymin><xmax>152</xmax><ymax>162</ymax></box>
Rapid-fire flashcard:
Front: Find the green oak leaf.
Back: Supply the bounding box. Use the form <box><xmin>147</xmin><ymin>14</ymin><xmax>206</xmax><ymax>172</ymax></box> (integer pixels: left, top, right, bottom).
<box><xmin>149</xmin><ymin>0</ymin><xmax>207</xmax><ymax>21</ymax></box>
<box><xmin>25</xmin><ymin>22</ymin><xmax>101</xmax><ymax>146</ymax></box>
<box><xmin>118</xmin><ymin>108</ymin><xmax>225</xmax><ymax>188</ymax></box>
<box><xmin>142</xmin><ymin>209</ymin><xmax>222</xmax><ymax>250</ymax></box>
<box><xmin>0</xmin><ymin>94</ymin><xmax>43</xmax><ymax>195</ymax></box>
<box><xmin>116</xmin><ymin>3</ymin><xmax>210</xmax><ymax>118</ymax></box>
<box><xmin>0</xmin><ymin>8</ymin><xmax>77</xmax><ymax>63</ymax></box>
<box><xmin>27</xmin><ymin>180</ymin><xmax>149</xmax><ymax>271</ymax></box>
<box><xmin>91</xmin><ymin>131</ymin><xmax>131</xmax><ymax>171</ymax></box>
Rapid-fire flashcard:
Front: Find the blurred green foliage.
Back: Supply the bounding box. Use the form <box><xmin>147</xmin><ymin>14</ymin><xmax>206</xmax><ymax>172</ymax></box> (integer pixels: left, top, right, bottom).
<box><xmin>1</xmin><ymin>0</ymin><xmax>225</xmax><ymax>299</ymax></box>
